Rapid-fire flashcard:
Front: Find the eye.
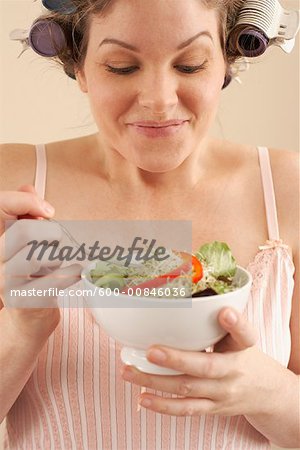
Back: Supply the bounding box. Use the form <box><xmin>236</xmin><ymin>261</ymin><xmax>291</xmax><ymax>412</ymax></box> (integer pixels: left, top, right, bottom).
<box><xmin>105</xmin><ymin>65</ymin><xmax>139</xmax><ymax>75</ymax></box>
<box><xmin>174</xmin><ymin>63</ymin><xmax>208</xmax><ymax>74</ymax></box>
<box><xmin>104</xmin><ymin>62</ymin><xmax>208</xmax><ymax>76</ymax></box>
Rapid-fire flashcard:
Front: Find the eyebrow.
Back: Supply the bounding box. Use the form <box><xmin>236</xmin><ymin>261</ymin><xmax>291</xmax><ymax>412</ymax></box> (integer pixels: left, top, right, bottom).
<box><xmin>98</xmin><ymin>31</ymin><xmax>214</xmax><ymax>52</ymax></box>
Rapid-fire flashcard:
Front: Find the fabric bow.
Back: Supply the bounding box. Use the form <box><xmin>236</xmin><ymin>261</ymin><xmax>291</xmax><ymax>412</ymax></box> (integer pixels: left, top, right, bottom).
<box><xmin>258</xmin><ymin>239</ymin><xmax>290</xmax><ymax>251</ymax></box>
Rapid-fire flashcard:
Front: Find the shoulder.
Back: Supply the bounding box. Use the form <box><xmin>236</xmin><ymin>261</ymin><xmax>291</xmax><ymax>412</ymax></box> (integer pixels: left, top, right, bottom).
<box><xmin>0</xmin><ymin>143</ymin><xmax>36</xmax><ymax>191</ymax></box>
<box><xmin>268</xmin><ymin>146</ymin><xmax>299</xmax><ymax>176</ymax></box>
<box><xmin>214</xmin><ymin>140</ymin><xmax>299</xmax><ymax>249</ymax></box>
<box><xmin>0</xmin><ymin>135</ymin><xmax>96</xmax><ymax>192</ymax></box>
<box><xmin>268</xmin><ymin>147</ymin><xmax>299</xmax><ymax>249</ymax></box>
<box><xmin>268</xmin><ymin>147</ymin><xmax>299</xmax><ymax>203</ymax></box>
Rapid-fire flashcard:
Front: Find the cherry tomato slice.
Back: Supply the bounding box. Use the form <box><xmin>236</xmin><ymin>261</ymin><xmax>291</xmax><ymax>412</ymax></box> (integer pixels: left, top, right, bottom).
<box><xmin>122</xmin><ymin>252</ymin><xmax>203</xmax><ymax>294</ymax></box>
<box><xmin>192</xmin><ymin>255</ymin><xmax>203</xmax><ymax>283</ymax></box>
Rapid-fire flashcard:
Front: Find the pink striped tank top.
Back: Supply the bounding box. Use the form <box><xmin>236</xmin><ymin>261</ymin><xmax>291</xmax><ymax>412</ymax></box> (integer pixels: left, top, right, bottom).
<box><xmin>4</xmin><ymin>145</ymin><xmax>295</xmax><ymax>450</ymax></box>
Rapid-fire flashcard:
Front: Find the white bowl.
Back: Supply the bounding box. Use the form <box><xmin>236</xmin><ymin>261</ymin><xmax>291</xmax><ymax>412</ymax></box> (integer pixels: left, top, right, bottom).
<box><xmin>81</xmin><ymin>265</ymin><xmax>252</xmax><ymax>375</ymax></box>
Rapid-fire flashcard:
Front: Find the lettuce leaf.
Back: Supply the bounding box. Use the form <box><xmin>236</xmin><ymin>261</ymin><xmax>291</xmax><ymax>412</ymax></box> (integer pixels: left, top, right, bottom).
<box><xmin>208</xmin><ymin>279</ymin><xmax>236</xmax><ymax>295</ymax></box>
<box><xmin>195</xmin><ymin>241</ymin><xmax>236</xmax><ymax>279</ymax></box>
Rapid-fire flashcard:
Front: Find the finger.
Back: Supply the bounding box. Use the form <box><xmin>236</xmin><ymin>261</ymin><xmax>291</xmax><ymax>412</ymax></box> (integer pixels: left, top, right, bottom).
<box><xmin>3</xmin><ymin>263</ymin><xmax>82</xmax><ymax>308</ymax></box>
<box><xmin>17</xmin><ymin>185</ymin><xmax>45</xmax><ymax>219</ymax></box>
<box><xmin>146</xmin><ymin>346</ymin><xmax>229</xmax><ymax>378</ymax></box>
<box><xmin>0</xmin><ymin>218</ymin><xmax>62</xmax><ymax>262</ymax></box>
<box><xmin>137</xmin><ymin>393</ymin><xmax>216</xmax><ymax>416</ymax></box>
<box><xmin>0</xmin><ymin>190</ymin><xmax>55</xmax><ymax>234</ymax></box>
<box><xmin>2</xmin><ymin>245</ymin><xmax>63</xmax><ymax>287</ymax></box>
<box><xmin>18</xmin><ymin>185</ymin><xmax>36</xmax><ymax>194</ymax></box>
<box><xmin>25</xmin><ymin>263</ymin><xmax>82</xmax><ymax>291</ymax></box>
<box><xmin>216</xmin><ymin>308</ymin><xmax>258</xmax><ymax>351</ymax></box>
<box><xmin>121</xmin><ymin>366</ymin><xmax>221</xmax><ymax>399</ymax></box>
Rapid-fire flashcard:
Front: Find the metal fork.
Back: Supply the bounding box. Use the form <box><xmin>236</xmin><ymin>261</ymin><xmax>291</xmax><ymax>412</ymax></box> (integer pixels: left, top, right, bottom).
<box><xmin>47</xmin><ymin>218</ymin><xmax>82</xmax><ymax>250</ymax></box>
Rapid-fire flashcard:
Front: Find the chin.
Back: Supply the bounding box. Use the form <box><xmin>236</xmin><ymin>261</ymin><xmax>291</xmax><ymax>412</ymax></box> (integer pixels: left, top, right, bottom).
<box><xmin>135</xmin><ymin>156</ymin><xmax>185</xmax><ymax>173</ymax></box>
<box><xmin>116</xmin><ymin>137</ymin><xmax>192</xmax><ymax>172</ymax></box>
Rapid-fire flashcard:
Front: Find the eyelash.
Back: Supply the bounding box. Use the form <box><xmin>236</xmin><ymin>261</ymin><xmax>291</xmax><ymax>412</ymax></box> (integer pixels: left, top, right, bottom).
<box><xmin>104</xmin><ymin>63</ymin><xmax>207</xmax><ymax>75</ymax></box>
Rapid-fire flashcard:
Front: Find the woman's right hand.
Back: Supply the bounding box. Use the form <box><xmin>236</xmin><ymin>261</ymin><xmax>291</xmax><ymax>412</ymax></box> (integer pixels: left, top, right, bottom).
<box><xmin>0</xmin><ymin>185</ymin><xmax>82</xmax><ymax>342</ymax></box>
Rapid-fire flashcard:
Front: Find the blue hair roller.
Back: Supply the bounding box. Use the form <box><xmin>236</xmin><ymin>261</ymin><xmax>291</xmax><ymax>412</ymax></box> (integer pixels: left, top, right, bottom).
<box><xmin>42</xmin><ymin>0</ymin><xmax>77</xmax><ymax>14</ymax></box>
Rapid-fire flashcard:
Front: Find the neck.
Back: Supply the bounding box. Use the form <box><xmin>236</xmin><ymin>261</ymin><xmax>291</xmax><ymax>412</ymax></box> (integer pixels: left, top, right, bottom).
<box><xmin>94</xmin><ymin>133</ymin><xmax>215</xmax><ymax>193</ymax></box>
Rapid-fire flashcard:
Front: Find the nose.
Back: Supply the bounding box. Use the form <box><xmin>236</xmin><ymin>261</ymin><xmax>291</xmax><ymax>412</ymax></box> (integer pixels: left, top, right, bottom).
<box><xmin>138</xmin><ymin>69</ymin><xmax>178</xmax><ymax>114</ymax></box>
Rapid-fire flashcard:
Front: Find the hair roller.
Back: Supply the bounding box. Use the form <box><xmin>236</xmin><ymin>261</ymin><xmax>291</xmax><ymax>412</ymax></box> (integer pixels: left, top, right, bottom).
<box><xmin>227</xmin><ymin>24</ymin><xmax>269</xmax><ymax>58</ymax></box>
<box><xmin>226</xmin><ymin>0</ymin><xmax>300</xmax><ymax>59</ymax></box>
<box><xmin>29</xmin><ymin>19</ymin><xmax>67</xmax><ymax>57</ymax></box>
<box><xmin>42</xmin><ymin>0</ymin><xmax>77</xmax><ymax>14</ymax></box>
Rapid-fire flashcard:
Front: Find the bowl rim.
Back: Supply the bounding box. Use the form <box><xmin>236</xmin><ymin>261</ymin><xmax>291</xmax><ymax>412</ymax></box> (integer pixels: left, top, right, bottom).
<box><xmin>81</xmin><ymin>264</ymin><xmax>253</xmax><ymax>304</ymax></box>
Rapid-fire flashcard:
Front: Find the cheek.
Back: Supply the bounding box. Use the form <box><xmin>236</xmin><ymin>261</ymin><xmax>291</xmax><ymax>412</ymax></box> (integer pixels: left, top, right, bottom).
<box><xmin>88</xmin><ymin>77</ymin><xmax>132</xmax><ymax>120</ymax></box>
<box><xmin>184</xmin><ymin>82</ymin><xmax>221</xmax><ymax>121</ymax></box>
<box><xmin>180</xmin><ymin>68</ymin><xmax>223</xmax><ymax>109</ymax></box>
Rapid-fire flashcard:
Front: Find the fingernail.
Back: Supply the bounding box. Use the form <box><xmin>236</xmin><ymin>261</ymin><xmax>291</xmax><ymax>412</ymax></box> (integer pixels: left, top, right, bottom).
<box><xmin>139</xmin><ymin>397</ymin><xmax>152</xmax><ymax>407</ymax></box>
<box><xmin>42</xmin><ymin>201</ymin><xmax>55</xmax><ymax>215</ymax></box>
<box><xmin>224</xmin><ymin>310</ymin><xmax>238</xmax><ymax>326</ymax></box>
<box><xmin>148</xmin><ymin>348</ymin><xmax>167</xmax><ymax>363</ymax></box>
<box><xmin>122</xmin><ymin>369</ymin><xmax>134</xmax><ymax>381</ymax></box>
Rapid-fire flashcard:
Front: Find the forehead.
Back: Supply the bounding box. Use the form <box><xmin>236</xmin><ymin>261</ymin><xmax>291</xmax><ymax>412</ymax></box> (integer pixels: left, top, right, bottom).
<box><xmin>88</xmin><ymin>0</ymin><xmax>220</xmax><ymax>51</ymax></box>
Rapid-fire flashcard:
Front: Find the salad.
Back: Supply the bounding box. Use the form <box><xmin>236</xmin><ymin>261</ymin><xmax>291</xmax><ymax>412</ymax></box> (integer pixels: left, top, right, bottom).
<box><xmin>89</xmin><ymin>241</ymin><xmax>238</xmax><ymax>298</ymax></box>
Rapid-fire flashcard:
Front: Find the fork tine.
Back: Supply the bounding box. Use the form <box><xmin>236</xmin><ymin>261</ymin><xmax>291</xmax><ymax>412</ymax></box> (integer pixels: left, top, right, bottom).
<box><xmin>47</xmin><ymin>218</ymin><xmax>82</xmax><ymax>250</ymax></box>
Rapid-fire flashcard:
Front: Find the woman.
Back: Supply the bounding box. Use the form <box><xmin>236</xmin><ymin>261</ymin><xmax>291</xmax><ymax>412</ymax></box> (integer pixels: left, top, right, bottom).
<box><xmin>0</xmin><ymin>0</ymin><xmax>299</xmax><ymax>448</ymax></box>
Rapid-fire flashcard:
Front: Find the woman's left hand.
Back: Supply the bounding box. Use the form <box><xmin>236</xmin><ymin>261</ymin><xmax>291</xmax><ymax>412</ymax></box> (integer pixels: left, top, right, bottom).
<box><xmin>121</xmin><ymin>308</ymin><xmax>292</xmax><ymax>417</ymax></box>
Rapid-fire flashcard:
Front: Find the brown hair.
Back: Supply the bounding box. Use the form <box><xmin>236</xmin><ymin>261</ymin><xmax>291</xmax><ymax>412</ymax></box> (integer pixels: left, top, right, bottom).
<box><xmin>38</xmin><ymin>0</ymin><xmax>245</xmax><ymax>79</ymax></box>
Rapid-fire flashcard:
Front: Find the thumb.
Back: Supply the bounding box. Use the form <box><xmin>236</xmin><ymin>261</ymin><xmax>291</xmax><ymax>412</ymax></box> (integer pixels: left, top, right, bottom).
<box><xmin>215</xmin><ymin>307</ymin><xmax>258</xmax><ymax>352</ymax></box>
<box><xmin>18</xmin><ymin>184</ymin><xmax>37</xmax><ymax>194</ymax></box>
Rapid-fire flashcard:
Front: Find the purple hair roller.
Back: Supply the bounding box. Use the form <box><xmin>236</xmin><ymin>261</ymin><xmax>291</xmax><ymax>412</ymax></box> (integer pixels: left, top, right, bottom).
<box><xmin>237</xmin><ymin>29</ymin><xmax>269</xmax><ymax>57</ymax></box>
<box><xmin>29</xmin><ymin>20</ymin><xmax>66</xmax><ymax>57</ymax></box>
<box><xmin>42</xmin><ymin>0</ymin><xmax>77</xmax><ymax>14</ymax></box>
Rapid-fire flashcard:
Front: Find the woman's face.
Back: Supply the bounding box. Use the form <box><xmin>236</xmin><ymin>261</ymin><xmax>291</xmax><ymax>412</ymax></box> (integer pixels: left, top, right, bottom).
<box><xmin>77</xmin><ymin>0</ymin><xmax>226</xmax><ymax>172</ymax></box>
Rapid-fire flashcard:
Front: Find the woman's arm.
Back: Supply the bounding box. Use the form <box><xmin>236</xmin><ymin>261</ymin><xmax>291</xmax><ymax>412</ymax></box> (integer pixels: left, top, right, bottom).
<box><xmin>0</xmin><ymin>146</ymin><xmax>82</xmax><ymax>421</ymax></box>
<box><xmin>0</xmin><ymin>307</ymin><xmax>60</xmax><ymax>423</ymax></box>
<box><xmin>244</xmin><ymin>368</ymin><xmax>299</xmax><ymax>448</ymax></box>
<box><xmin>122</xmin><ymin>312</ymin><xmax>300</xmax><ymax>448</ymax></box>
<box><xmin>247</xmin><ymin>148</ymin><xmax>300</xmax><ymax>447</ymax></box>
<box><xmin>270</xmin><ymin>148</ymin><xmax>300</xmax><ymax>375</ymax></box>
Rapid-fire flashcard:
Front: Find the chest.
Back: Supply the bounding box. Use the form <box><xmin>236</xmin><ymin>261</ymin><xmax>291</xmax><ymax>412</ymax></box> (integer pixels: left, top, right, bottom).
<box><xmin>47</xmin><ymin>173</ymin><xmax>268</xmax><ymax>269</ymax></box>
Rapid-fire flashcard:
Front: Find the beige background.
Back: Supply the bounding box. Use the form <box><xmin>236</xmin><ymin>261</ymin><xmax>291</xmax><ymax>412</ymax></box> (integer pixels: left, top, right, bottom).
<box><xmin>0</xmin><ymin>0</ymin><xmax>299</xmax><ymax>449</ymax></box>
<box><xmin>0</xmin><ymin>0</ymin><xmax>299</xmax><ymax>150</ymax></box>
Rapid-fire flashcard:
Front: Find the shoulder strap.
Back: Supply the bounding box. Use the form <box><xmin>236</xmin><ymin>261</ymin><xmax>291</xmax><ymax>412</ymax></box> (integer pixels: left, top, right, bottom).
<box><xmin>257</xmin><ymin>146</ymin><xmax>280</xmax><ymax>241</ymax></box>
<box><xmin>34</xmin><ymin>144</ymin><xmax>47</xmax><ymax>200</ymax></box>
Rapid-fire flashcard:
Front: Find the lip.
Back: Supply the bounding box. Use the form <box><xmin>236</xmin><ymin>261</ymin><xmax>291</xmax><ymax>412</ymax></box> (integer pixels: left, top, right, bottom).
<box><xmin>129</xmin><ymin>119</ymin><xmax>188</xmax><ymax>127</ymax></box>
<box><xmin>127</xmin><ymin>119</ymin><xmax>189</xmax><ymax>138</ymax></box>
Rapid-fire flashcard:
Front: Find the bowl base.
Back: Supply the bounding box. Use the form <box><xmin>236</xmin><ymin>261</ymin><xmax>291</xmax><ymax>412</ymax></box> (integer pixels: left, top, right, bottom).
<box><xmin>120</xmin><ymin>347</ymin><xmax>183</xmax><ymax>375</ymax></box>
